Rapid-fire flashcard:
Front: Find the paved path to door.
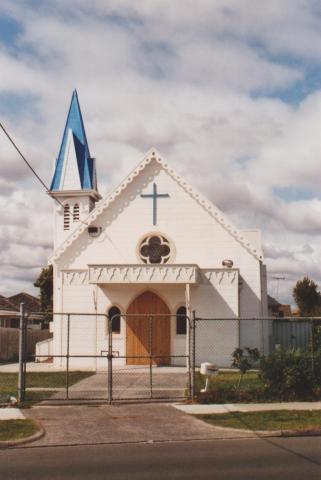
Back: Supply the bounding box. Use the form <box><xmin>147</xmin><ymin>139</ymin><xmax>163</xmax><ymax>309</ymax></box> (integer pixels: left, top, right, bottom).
<box><xmin>52</xmin><ymin>367</ymin><xmax>188</xmax><ymax>401</ymax></box>
<box><xmin>24</xmin><ymin>403</ymin><xmax>253</xmax><ymax>447</ymax></box>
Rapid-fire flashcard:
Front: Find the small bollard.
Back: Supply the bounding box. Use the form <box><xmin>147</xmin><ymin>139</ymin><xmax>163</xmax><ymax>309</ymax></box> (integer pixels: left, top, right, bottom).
<box><xmin>200</xmin><ymin>362</ymin><xmax>219</xmax><ymax>393</ymax></box>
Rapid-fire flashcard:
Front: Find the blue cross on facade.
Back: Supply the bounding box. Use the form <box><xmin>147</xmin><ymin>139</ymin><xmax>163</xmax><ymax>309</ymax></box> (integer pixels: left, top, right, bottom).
<box><xmin>141</xmin><ymin>183</ymin><xmax>170</xmax><ymax>225</ymax></box>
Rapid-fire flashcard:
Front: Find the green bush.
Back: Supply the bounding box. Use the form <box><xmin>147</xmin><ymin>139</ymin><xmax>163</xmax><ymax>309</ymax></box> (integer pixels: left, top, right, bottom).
<box><xmin>260</xmin><ymin>348</ymin><xmax>321</xmax><ymax>399</ymax></box>
<box><xmin>231</xmin><ymin>347</ymin><xmax>260</xmax><ymax>388</ymax></box>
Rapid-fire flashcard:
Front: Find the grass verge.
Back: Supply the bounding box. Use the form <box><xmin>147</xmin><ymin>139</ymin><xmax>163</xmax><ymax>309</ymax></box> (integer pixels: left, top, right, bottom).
<box><xmin>196</xmin><ymin>410</ymin><xmax>321</xmax><ymax>431</ymax></box>
<box><xmin>0</xmin><ymin>419</ymin><xmax>40</xmax><ymax>442</ymax></box>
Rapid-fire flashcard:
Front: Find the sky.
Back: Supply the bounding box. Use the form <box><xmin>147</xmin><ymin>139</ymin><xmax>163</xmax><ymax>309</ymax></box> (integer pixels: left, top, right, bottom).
<box><xmin>1</xmin><ymin>0</ymin><xmax>321</xmax><ymax>305</ymax></box>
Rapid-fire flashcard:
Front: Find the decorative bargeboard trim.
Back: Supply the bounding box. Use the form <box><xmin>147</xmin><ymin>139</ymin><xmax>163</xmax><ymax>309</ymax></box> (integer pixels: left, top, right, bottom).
<box><xmin>51</xmin><ymin>149</ymin><xmax>263</xmax><ymax>262</ymax></box>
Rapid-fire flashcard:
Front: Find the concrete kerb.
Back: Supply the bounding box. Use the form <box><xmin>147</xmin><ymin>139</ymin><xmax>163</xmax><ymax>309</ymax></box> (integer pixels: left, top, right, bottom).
<box><xmin>0</xmin><ymin>420</ymin><xmax>45</xmax><ymax>449</ymax></box>
<box><xmin>190</xmin><ymin>422</ymin><xmax>321</xmax><ymax>439</ymax></box>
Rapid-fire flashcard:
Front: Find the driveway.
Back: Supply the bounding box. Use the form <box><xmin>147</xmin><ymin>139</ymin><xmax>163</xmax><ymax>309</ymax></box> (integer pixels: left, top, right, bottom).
<box><xmin>24</xmin><ymin>403</ymin><xmax>253</xmax><ymax>447</ymax></box>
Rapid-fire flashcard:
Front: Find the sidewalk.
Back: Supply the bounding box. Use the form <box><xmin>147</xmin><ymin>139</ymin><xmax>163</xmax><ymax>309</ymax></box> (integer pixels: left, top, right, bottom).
<box><xmin>0</xmin><ymin>408</ymin><xmax>25</xmax><ymax>420</ymax></box>
<box><xmin>174</xmin><ymin>402</ymin><xmax>321</xmax><ymax>415</ymax></box>
<box><xmin>0</xmin><ymin>363</ymin><xmax>65</xmax><ymax>373</ymax></box>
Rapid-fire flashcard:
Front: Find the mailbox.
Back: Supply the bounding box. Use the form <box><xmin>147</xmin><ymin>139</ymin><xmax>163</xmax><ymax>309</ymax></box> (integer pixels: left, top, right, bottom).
<box><xmin>200</xmin><ymin>362</ymin><xmax>218</xmax><ymax>393</ymax></box>
<box><xmin>200</xmin><ymin>362</ymin><xmax>218</xmax><ymax>376</ymax></box>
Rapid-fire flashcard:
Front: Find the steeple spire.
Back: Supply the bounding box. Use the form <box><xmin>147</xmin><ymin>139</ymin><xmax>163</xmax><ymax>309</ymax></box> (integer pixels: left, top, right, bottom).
<box><xmin>50</xmin><ymin>90</ymin><xmax>98</xmax><ymax>192</ymax></box>
<box><xmin>49</xmin><ymin>90</ymin><xmax>101</xmax><ymax>250</ymax></box>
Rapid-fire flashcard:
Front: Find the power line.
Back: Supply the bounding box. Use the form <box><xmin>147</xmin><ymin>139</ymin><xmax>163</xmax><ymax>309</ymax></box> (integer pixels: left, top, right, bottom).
<box><xmin>0</xmin><ymin>120</ymin><xmax>88</xmax><ymax>226</ymax></box>
<box><xmin>0</xmin><ymin>120</ymin><xmax>52</xmax><ymax>194</ymax></box>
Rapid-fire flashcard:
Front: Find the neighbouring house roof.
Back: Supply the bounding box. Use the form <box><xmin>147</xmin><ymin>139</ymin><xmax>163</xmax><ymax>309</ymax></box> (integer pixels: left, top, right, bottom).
<box><xmin>49</xmin><ymin>149</ymin><xmax>264</xmax><ymax>263</ymax></box>
<box><xmin>0</xmin><ymin>295</ymin><xmax>18</xmax><ymax>312</ymax></box>
<box><xmin>50</xmin><ymin>89</ymin><xmax>97</xmax><ymax>192</ymax></box>
<box><xmin>267</xmin><ymin>295</ymin><xmax>280</xmax><ymax>307</ymax></box>
<box><xmin>268</xmin><ymin>295</ymin><xmax>292</xmax><ymax>317</ymax></box>
<box><xmin>8</xmin><ymin>292</ymin><xmax>40</xmax><ymax>313</ymax></box>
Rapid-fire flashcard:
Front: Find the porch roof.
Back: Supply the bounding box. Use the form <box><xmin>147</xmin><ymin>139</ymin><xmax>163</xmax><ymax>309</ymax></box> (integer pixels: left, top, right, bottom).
<box><xmin>87</xmin><ymin>264</ymin><xmax>201</xmax><ymax>284</ymax></box>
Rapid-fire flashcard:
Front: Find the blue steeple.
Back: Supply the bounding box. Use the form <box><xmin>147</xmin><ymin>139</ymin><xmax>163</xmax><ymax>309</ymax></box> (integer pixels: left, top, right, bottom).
<box><xmin>50</xmin><ymin>90</ymin><xmax>97</xmax><ymax>191</ymax></box>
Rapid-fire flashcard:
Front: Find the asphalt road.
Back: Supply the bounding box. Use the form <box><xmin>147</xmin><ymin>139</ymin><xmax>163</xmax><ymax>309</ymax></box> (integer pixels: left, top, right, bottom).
<box><xmin>1</xmin><ymin>436</ymin><xmax>321</xmax><ymax>480</ymax></box>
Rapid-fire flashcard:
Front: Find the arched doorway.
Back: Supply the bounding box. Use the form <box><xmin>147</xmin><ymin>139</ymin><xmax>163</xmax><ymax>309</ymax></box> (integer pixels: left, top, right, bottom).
<box><xmin>126</xmin><ymin>291</ymin><xmax>171</xmax><ymax>366</ymax></box>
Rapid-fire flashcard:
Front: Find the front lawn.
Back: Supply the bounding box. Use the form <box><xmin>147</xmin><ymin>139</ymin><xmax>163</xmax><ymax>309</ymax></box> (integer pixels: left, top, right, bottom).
<box><xmin>0</xmin><ymin>371</ymin><xmax>94</xmax><ymax>402</ymax></box>
<box><xmin>196</xmin><ymin>371</ymin><xmax>261</xmax><ymax>390</ymax></box>
<box><xmin>196</xmin><ymin>410</ymin><xmax>321</xmax><ymax>432</ymax></box>
<box><xmin>0</xmin><ymin>419</ymin><xmax>40</xmax><ymax>441</ymax></box>
<box><xmin>195</xmin><ymin>371</ymin><xmax>267</xmax><ymax>403</ymax></box>
<box><xmin>195</xmin><ymin>367</ymin><xmax>321</xmax><ymax>403</ymax></box>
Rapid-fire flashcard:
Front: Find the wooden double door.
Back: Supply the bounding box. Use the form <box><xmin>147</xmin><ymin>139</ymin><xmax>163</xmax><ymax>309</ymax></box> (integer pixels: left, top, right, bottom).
<box><xmin>126</xmin><ymin>291</ymin><xmax>170</xmax><ymax>366</ymax></box>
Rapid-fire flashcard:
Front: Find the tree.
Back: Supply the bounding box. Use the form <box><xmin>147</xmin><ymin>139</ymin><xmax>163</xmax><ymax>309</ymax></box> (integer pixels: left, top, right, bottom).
<box><xmin>34</xmin><ymin>265</ymin><xmax>53</xmax><ymax>322</ymax></box>
<box><xmin>231</xmin><ymin>347</ymin><xmax>260</xmax><ymax>389</ymax></box>
<box><xmin>293</xmin><ymin>276</ymin><xmax>321</xmax><ymax>316</ymax></box>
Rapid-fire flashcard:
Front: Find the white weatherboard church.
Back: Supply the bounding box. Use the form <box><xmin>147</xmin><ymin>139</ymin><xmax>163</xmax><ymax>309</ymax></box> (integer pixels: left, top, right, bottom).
<box><xmin>44</xmin><ymin>90</ymin><xmax>269</xmax><ymax>370</ymax></box>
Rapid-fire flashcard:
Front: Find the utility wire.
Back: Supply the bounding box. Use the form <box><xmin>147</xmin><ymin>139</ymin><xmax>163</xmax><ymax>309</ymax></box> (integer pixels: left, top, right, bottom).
<box><xmin>1</xmin><ymin>121</ymin><xmax>52</xmax><ymax>193</ymax></box>
<box><xmin>0</xmin><ymin>120</ymin><xmax>88</xmax><ymax>226</ymax></box>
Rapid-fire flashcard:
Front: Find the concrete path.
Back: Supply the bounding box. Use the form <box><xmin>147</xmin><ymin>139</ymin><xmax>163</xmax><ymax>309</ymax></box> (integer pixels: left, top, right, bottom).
<box><xmin>0</xmin><ymin>362</ymin><xmax>65</xmax><ymax>373</ymax></box>
<box><xmin>51</xmin><ymin>369</ymin><xmax>188</xmax><ymax>401</ymax></box>
<box><xmin>24</xmin><ymin>403</ymin><xmax>254</xmax><ymax>447</ymax></box>
<box><xmin>0</xmin><ymin>408</ymin><xmax>25</xmax><ymax>420</ymax></box>
<box><xmin>174</xmin><ymin>402</ymin><xmax>321</xmax><ymax>415</ymax></box>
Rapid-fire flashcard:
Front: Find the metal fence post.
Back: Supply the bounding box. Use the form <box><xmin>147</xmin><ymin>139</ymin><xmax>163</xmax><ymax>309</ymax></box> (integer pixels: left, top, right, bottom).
<box><xmin>191</xmin><ymin>310</ymin><xmax>196</xmax><ymax>401</ymax></box>
<box><xmin>187</xmin><ymin>314</ymin><xmax>191</xmax><ymax>400</ymax></box>
<box><xmin>66</xmin><ymin>314</ymin><xmax>70</xmax><ymax>399</ymax></box>
<box><xmin>18</xmin><ymin>302</ymin><xmax>25</xmax><ymax>402</ymax></box>
<box><xmin>149</xmin><ymin>315</ymin><xmax>153</xmax><ymax>399</ymax></box>
<box><xmin>310</xmin><ymin>318</ymin><xmax>315</xmax><ymax>377</ymax></box>
<box><xmin>107</xmin><ymin>315</ymin><xmax>113</xmax><ymax>404</ymax></box>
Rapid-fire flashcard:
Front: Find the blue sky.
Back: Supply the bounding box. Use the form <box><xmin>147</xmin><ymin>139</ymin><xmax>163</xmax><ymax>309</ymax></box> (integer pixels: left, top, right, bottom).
<box><xmin>1</xmin><ymin>1</ymin><xmax>321</xmax><ymax>305</ymax></box>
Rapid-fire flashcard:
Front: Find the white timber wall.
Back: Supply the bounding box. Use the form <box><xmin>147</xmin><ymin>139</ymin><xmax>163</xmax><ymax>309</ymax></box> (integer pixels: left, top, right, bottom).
<box><xmin>52</xmin><ymin>160</ymin><xmax>267</xmax><ymax>368</ymax></box>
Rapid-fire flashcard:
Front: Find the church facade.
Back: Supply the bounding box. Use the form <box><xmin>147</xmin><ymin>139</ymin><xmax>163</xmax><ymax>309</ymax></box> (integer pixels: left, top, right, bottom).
<box><xmin>46</xmin><ymin>90</ymin><xmax>269</xmax><ymax>370</ymax></box>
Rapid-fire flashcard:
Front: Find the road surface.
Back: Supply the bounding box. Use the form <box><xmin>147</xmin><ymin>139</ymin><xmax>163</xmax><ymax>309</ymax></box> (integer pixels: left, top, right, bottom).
<box><xmin>1</xmin><ymin>436</ymin><xmax>321</xmax><ymax>479</ymax></box>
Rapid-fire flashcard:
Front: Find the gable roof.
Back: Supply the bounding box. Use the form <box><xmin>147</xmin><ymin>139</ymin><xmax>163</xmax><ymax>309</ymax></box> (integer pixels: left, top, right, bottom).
<box><xmin>50</xmin><ymin>90</ymin><xmax>97</xmax><ymax>192</ymax></box>
<box><xmin>50</xmin><ymin>149</ymin><xmax>263</xmax><ymax>262</ymax></box>
<box><xmin>8</xmin><ymin>292</ymin><xmax>40</xmax><ymax>313</ymax></box>
<box><xmin>0</xmin><ymin>295</ymin><xmax>18</xmax><ymax>312</ymax></box>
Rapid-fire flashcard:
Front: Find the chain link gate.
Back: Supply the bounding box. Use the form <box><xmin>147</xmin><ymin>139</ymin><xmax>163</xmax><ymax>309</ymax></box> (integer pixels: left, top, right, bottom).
<box><xmin>107</xmin><ymin>313</ymin><xmax>192</xmax><ymax>401</ymax></box>
<box><xmin>18</xmin><ymin>307</ymin><xmax>193</xmax><ymax>403</ymax></box>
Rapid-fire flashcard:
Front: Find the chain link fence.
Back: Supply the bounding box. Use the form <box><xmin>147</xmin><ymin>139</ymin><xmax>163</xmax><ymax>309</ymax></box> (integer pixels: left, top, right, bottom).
<box><xmin>193</xmin><ymin>316</ymin><xmax>320</xmax><ymax>366</ymax></box>
<box><xmin>192</xmin><ymin>316</ymin><xmax>321</xmax><ymax>400</ymax></box>
<box><xmin>1</xmin><ymin>308</ymin><xmax>320</xmax><ymax>404</ymax></box>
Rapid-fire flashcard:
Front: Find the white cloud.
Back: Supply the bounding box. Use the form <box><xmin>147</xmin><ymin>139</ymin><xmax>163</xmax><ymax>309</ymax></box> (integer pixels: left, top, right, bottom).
<box><xmin>1</xmin><ymin>1</ymin><xmax>321</xmax><ymax>305</ymax></box>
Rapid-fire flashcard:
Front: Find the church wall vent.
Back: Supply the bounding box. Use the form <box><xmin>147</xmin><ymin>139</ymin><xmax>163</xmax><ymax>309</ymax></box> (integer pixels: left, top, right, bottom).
<box><xmin>73</xmin><ymin>203</ymin><xmax>80</xmax><ymax>222</ymax></box>
<box><xmin>64</xmin><ymin>204</ymin><xmax>70</xmax><ymax>230</ymax></box>
<box><xmin>222</xmin><ymin>259</ymin><xmax>233</xmax><ymax>268</ymax></box>
<box><xmin>88</xmin><ymin>226</ymin><xmax>102</xmax><ymax>237</ymax></box>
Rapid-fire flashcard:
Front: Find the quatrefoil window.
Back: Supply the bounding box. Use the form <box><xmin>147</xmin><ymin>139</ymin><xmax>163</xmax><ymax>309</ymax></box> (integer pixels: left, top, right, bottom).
<box><xmin>139</xmin><ymin>235</ymin><xmax>171</xmax><ymax>264</ymax></box>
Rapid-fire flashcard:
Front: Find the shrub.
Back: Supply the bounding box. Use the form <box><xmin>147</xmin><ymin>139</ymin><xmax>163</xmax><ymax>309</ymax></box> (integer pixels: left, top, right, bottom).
<box><xmin>260</xmin><ymin>348</ymin><xmax>321</xmax><ymax>399</ymax></box>
<box><xmin>231</xmin><ymin>347</ymin><xmax>260</xmax><ymax>388</ymax></box>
